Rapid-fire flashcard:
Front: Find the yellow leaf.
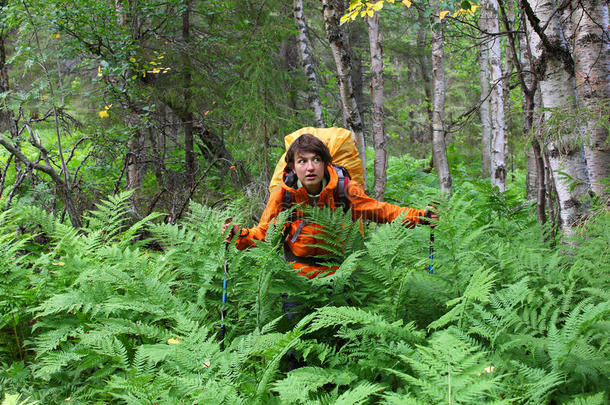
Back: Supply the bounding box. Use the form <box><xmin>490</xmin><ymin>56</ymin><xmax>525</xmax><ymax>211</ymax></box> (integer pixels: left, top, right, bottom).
<box><xmin>348</xmin><ymin>0</ymin><xmax>363</xmax><ymax>12</ymax></box>
<box><xmin>401</xmin><ymin>0</ymin><xmax>411</xmax><ymax>7</ymax></box>
<box><xmin>167</xmin><ymin>338</ymin><xmax>182</xmax><ymax>345</ymax></box>
<box><xmin>387</xmin><ymin>0</ymin><xmax>394</xmax><ymax>3</ymax></box>
<box><xmin>439</xmin><ymin>10</ymin><xmax>450</xmax><ymax>20</ymax></box>
<box><xmin>366</xmin><ymin>9</ymin><xmax>374</xmax><ymax>17</ymax></box>
<box><xmin>129</xmin><ymin>57</ymin><xmax>136</xmax><ymax>63</ymax></box>
<box><xmin>54</xmin><ymin>33</ymin><xmax>60</xmax><ymax>38</ymax></box>
<box><xmin>371</xmin><ymin>1</ymin><xmax>384</xmax><ymax>11</ymax></box>
<box><xmin>340</xmin><ymin>14</ymin><xmax>350</xmax><ymax>24</ymax></box>
<box><xmin>105</xmin><ymin>104</ymin><xmax>112</xmax><ymax>110</ymax></box>
<box><xmin>98</xmin><ymin>110</ymin><xmax>109</xmax><ymax>118</ymax></box>
<box><xmin>97</xmin><ymin>66</ymin><xmax>103</xmax><ymax>77</ymax></box>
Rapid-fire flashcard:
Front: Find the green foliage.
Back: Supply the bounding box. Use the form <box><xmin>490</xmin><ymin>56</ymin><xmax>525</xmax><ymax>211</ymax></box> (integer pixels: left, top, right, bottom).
<box><xmin>0</xmin><ymin>182</ymin><xmax>608</xmax><ymax>403</ymax></box>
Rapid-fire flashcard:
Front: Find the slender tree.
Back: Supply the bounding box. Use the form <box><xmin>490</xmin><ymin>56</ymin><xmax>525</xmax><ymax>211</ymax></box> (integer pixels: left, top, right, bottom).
<box><xmin>486</xmin><ymin>0</ymin><xmax>507</xmax><ymax>191</ymax></box>
<box><xmin>181</xmin><ymin>0</ymin><xmax>196</xmax><ymax>185</ymax></box>
<box><xmin>366</xmin><ymin>7</ymin><xmax>387</xmax><ymax>200</ymax></box>
<box><xmin>321</xmin><ymin>0</ymin><xmax>367</xmax><ymax>185</ymax></box>
<box><xmin>500</xmin><ymin>0</ymin><xmax>547</xmax><ymax>222</ymax></box>
<box><xmin>429</xmin><ymin>0</ymin><xmax>452</xmax><ymax>196</ymax></box>
<box><xmin>294</xmin><ymin>0</ymin><xmax>326</xmax><ymax>127</ymax></box>
<box><xmin>479</xmin><ymin>3</ymin><xmax>492</xmax><ymax>178</ymax></box>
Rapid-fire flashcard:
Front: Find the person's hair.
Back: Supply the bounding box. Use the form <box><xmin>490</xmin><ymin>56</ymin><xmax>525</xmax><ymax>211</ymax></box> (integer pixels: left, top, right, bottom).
<box><xmin>285</xmin><ymin>134</ymin><xmax>332</xmax><ymax>169</ymax></box>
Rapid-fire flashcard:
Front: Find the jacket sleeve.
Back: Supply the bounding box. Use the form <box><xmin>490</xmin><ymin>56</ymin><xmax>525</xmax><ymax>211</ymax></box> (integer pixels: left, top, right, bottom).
<box><xmin>346</xmin><ymin>181</ymin><xmax>425</xmax><ymax>228</ymax></box>
<box><xmin>235</xmin><ymin>187</ymin><xmax>284</xmax><ymax>250</ymax></box>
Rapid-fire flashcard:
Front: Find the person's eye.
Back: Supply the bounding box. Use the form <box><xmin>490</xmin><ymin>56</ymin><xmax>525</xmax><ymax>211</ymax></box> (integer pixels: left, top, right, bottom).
<box><xmin>297</xmin><ymin>159</ymin><xmax>305</xmax><ymax>164</ymax></box>
<box><xmin>314</xmin><ymin>157</ymin><xmax>320</xmax><ymax>163</ymax></box>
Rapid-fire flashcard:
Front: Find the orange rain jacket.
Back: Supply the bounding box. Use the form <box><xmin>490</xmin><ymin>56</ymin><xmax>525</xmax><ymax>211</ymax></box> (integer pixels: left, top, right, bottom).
<box><xmin>235</xmin><ymin>164</ymin><xmax>426</xmax><ymax>278</ymax></box>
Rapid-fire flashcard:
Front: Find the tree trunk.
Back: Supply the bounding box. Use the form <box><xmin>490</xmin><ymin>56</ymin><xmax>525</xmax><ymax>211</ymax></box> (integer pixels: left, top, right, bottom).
<box><xmin>523</xmin><ymin>0</ymin><xmax>590</xmax><ymax>232</ymax></box>
<box><xmin>294</xmin><ymin>0</ymin><xmax>325</xmax><ymax>127</ymax></box>
<box><xmin>429</xmin><ymin>0</ymin><xmax>452</xmax><ymax>196</ymax></box>
<box><xmin>479</xmin><ymin>3</ymin><xmax>492</xmax><ymax>178</ymax></box>
<box><xmin>321</xmin><ymin>0</ymin><xmax>367</xmax><ymax>186</ymax></box>
<box><xmin>366</xmin><ymin>10</ymin><xmax>387</xmax><ymax>200</ymax></box>
<box><xmin>182</xmin><ymin>0</ymin><xmax>196</xmax><ymax>185</ymax></box>
<box><xmin>569</xmin><ymin>0</ymin><xmax>610</xmax><ymax>200</ymax></box>
<box><xmin>487</xmin><ymin>0</ymin><xmax>507</xmax><ymax>191</ymax></box>
<box><xmin>417</xmin><ymin>8</ymin><xmax>434</xmax><ymax>148</ymax></box>
<box><xmin>348</xmin><ymin>21</ymin><xmax>367</xmax><ymax>123</ymax></box>
<box><xmin>502</xmin><ymin>0</ymin><xmax>515</xmax><ymax>178</ymax></box>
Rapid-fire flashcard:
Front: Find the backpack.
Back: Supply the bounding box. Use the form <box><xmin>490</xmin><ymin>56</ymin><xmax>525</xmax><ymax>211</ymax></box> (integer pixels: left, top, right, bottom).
<box><xmin>269</xmin><ymin>127</ymin><xmax>365</xmax><ymax>193</ymax></box>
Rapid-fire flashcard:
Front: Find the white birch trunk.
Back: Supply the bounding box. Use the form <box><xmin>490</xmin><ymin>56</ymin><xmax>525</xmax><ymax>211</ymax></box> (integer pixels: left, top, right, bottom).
<box><xmin>487</xmin><ymin>0</ymin><xmax>507</xmax><ymax>192</ymax></box>
<box><xmin>366</xmin><ymin>10</ymin><xmax>387</xmax><ymax>200</ymax></box>
<box><xmin>294</xmin><ymin>0</ymin><xmax>326</xmax><ymax>127</ymax></box>
<box><xmin>479</xmin><ymin>2</ymin><xmax>492</xmax><ymax>178</ymax></box>
<box><xmin>569</xmin><ymin>0</ymin><xmax>610</xmax><ymax>199</ymax></box>
<box><xmin>321</xmin><ymin>0</ymin><xmax>367</xmax><ymax>185</ymax></box>
<box><xmin>429</xmin><ymin>0</ymin><xmax>452</xmax><ymax>196</ymax></box>
<box><xmin>525</xmin><ymin>0</ymin><xmax>591</xmax><ymax>231</ymax></box>
<box><xmin>502</xmin><ymin>0</ymin><xmax>515</xmax><ymax>177</ymax></box>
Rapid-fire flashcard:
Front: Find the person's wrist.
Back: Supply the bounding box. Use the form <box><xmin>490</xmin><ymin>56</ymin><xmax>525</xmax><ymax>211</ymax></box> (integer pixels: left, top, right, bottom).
<box><xmin>420</xmin><ymin>209</ymin><xmax>431</xmax><ymax>225</ymax></box>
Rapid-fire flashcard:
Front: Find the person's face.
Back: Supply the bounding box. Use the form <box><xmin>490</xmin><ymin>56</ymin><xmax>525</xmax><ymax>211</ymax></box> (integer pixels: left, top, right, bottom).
<box><xmin>293</xmin><ymin>152</ymin><xmax>325</xmax><ymax>194</ymax></box>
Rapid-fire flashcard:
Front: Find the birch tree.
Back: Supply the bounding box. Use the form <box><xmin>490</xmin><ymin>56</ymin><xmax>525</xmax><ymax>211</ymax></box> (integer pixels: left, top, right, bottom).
<box><xmin>522</xmin><ymin>0</ymin><xmax>590</xmax><ymax>231</ymax></box>
<box><xmin>479</xmin><ymin>3</ymin><xmax>492</xmax><ymax>178</ymax></box>
<box><xmin>321</xmin><ymin>0</ymin><xmax>367</xmax><ymax>184</ymax></box>
<box><xmin>294</xmin><ymin>0</ymin><xmax>326</xmax><ymax>127</ymax></box>
<box><xmin>366</xmin><ymin>7</ymin><xmax>387</xmax><ymax>200</ymax></box>
<box><xmin>429</xmin><ymin>0</ymin><xmax>452</xmax><ymax>196</ymax></box>
<box><xmin>485</xmin><ymin>0</ymin><xmax>507</xmax><ymax>191</ymax></box>
<box><xmin>569</xmin><ymin>0</ymin><xmax>609</xmax><ymax>200</ymax></box>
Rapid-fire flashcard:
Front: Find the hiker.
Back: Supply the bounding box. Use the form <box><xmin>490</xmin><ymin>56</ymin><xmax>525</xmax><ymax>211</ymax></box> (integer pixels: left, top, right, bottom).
<box><xmin>223</xmin><ymin>133</ymin><xmax>438</xmax><ymax>278</ymax></box>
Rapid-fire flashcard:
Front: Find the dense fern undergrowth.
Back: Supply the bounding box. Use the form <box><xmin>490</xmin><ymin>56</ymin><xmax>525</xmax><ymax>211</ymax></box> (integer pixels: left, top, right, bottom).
<box><xmin>0</xmin><ymin>178</ymin><xmax>608</xmax><ymax>404</ymax></box>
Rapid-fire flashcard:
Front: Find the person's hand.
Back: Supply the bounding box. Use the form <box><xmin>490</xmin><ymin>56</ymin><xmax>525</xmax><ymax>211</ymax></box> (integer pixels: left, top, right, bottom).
<box><xmin>424</xmin><ymin>205</ymin><xmax>439</xmax><ymax>228</ymax></box>
<box><xmin>222</xmin><ymin>217</ymin><xmax>240</xmax><ymax>243</ymax></box>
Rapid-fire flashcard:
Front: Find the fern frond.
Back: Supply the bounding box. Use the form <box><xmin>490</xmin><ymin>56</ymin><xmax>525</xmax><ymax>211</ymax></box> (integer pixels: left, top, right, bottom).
<box><xmin>334</xmin><ymin>381</ymin><xmax>383</xmax><ymax>405</ymax></box>
<box><xmin>271</xmin><ymin>366</ymin><xmax>357</xmax><ymax>403</ymax></box>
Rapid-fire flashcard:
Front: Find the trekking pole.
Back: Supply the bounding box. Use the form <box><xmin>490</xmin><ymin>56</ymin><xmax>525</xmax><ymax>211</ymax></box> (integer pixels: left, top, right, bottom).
<box><xmin>220</xmin><ymin>218</ymin><xmax>234</xmax><ymax>351</ymax></box>
<box><xmin>429</xmin><ymin>230</ymin><xmax>434</xmax><ymax>275</ymax></box>
<box><xmin>427</xmin><ymin>202</ymin><xmax>438</xmax><ymax>275</ymax></box>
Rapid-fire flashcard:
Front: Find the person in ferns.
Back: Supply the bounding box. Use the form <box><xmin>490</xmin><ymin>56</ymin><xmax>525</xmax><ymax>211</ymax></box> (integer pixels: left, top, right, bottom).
<box><xmin>223</xmin><ymin>133</ymin><xmax>438</xmax><ymax>279</ymax></box>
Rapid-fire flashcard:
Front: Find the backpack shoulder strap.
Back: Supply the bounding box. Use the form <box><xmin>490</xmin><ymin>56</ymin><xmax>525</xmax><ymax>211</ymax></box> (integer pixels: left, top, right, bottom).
<box><xmin>333</xmin><ymin>165</ymin><xmax>350</xmax><ymax>213</ymax></box>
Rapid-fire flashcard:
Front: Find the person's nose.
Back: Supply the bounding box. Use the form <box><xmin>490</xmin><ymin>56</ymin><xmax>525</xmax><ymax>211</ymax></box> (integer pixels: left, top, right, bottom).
<box><xmin>305</xmin><ymin>160</ymin><xmax>315</xmax><ymax>171</ymax></box>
